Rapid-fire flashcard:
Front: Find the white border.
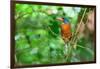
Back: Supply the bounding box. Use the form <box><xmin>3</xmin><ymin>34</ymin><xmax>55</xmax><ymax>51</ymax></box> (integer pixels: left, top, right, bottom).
<box><xmin>0</xmin><ymin>0</ymin><xmax>100</xmax><ymax>69</ymax></box>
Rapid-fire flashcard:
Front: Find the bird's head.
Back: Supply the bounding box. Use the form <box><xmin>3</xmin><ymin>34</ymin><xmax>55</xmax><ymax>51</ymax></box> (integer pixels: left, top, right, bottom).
<box><xmin>57</xmin><ymin>17</ymin><xmax>69</xmax><ymax>24</ymax></box>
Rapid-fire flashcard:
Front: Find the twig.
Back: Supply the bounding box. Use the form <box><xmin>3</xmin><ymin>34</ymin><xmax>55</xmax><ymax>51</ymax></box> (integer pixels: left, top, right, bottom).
<box><xmin>16</xmin><ymin>9</ymin><xmax>49</xmax><ymax>20</ymax></box>
<box><xmin>47</xmin><ymin>26</ymin><xmax>58</xmax><ymax>36</ymax></box>
<box><xmin>64</xmin><ymin>8</ymin><xmax>88</xmax><ymax>62</ymax></box>
<box><xmin>66</xmin><ymin>44</ymin><xmax>73</xmax><ymax>62</ymax></box>
<box><xmin>16</xmin><ymin>12</ymin><xmax>32</xmax><ymax>20</ymax></box>
<box><xmin>71</xmin><ymin>8</ymin><xmax>87</xmax><ymax>44</ymax></box>
<box><xmin>77</xmin><ymin>45</ymin><xmax>94</xmax><ymax>56</ymax></box>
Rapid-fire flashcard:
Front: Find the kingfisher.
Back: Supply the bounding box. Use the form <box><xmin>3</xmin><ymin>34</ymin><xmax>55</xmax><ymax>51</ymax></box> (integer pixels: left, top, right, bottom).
<box><xmin>57</xmin><ymin>17</ymin><xmax>72</xmax><ymax>43</ymax></box>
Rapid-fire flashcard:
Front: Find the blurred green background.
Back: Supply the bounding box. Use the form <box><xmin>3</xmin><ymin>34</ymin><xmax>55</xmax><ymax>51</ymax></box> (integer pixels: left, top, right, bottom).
<box><xmin>15</xmin><ymin>4</ymin><xmax>95</xmax><ymax>66</ymax></box>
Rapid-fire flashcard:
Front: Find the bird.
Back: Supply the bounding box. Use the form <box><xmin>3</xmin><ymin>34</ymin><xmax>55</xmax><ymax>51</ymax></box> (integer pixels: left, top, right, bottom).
<box><xmin>57</xmin><ymin>17</ymin><xmax>72</xmax><ymax>43</ymax></box>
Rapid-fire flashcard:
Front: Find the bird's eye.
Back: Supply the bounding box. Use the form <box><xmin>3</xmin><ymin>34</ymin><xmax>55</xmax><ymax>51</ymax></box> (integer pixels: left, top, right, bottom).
<box><xmin>62</xmin><ymin>18</ymin><xmax>64</xmax><ymax>19</ymax></box>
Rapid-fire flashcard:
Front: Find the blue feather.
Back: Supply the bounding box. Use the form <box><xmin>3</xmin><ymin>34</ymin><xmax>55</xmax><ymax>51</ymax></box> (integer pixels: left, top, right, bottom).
<box><xmin>63</xmin><ymin>18</ymin><xmax>69</xmax><ymax>23</ymax></box>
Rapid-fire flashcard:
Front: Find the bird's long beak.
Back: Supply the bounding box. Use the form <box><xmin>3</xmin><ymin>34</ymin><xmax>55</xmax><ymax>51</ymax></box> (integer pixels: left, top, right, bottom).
<box><xmin>56</xmin><ymin>18</ymin><xmax>63</xmax><ymax>22</ymax></box>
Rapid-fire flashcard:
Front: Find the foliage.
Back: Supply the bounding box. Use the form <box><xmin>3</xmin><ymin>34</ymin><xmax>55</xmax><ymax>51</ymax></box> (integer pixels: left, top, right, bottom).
<box><xmin>15</xmin><ymin>4</ymin><xmax>95</xmax><ymax>65</ymax></box>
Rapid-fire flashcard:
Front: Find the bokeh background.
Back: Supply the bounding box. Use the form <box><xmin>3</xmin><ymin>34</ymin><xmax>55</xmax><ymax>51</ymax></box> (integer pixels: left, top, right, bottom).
<box><xmin>15</xmin><ymin>3</ymin><xmax>95</xmax><ymax>66</ymax></box>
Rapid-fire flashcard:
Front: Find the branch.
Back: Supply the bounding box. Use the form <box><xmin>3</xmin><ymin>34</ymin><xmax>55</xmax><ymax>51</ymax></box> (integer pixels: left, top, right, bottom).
<box><xmin>71</xmin><ymin>8</ymin><xmax>87</xmax><ymax>44</ymax></box>
<box><xmin>16</xmin><ymin>9</ymin><xmax>49</xmax><ymax>20</ymax></box>
<box><xmin>77</xmin><ymin>45</ymin><xmax>94</xmax><ymax>56</ymax></box>
<box><xmin>47</xmin><ymin>26</ymin><xmax>58</xmax><ymax>36</ymax></box>
<box><xmin>64</xmin><ymin>8</ymin><xmax>88</xmax><ymax>62</ymax></box>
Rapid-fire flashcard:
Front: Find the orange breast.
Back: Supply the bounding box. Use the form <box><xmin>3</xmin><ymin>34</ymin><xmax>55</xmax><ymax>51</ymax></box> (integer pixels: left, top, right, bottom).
<box><xmin>61</xmin><ymin>24</ymin><xmax>71</xmax><ymax>32</ymax></box>
<box><xmin>60</xmin><ymin>23</ymin><xmax>71</xmax><ymax>42</ymax></box>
